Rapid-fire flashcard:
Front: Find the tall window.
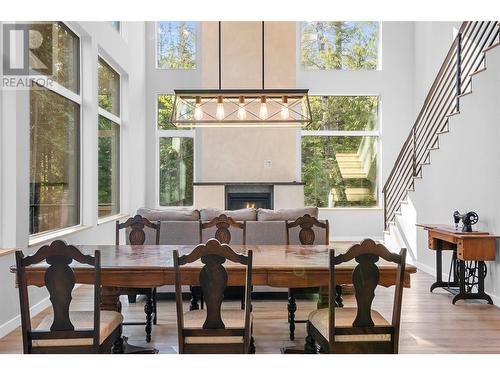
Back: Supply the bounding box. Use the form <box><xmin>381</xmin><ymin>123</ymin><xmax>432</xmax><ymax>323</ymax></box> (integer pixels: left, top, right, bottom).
<box><xmin>302</xmin><ymin>96</ymin><xmax>379</xmax><ymax>208</ymax></box>
<box><xmin>300</xmin><ymin>22</ymin><xmax>379</xmax><ymax>70</ymax></box>
<box><xmin>157</xmin><ymin>94</ymin><xmax>194</xmax><ymax>206</ymax></box>
<box><xmin>98</xmin><ymin>58</ymin><xmax>121</xmax><ymax>218</ymax></box>
<box><xmin>156</xmin><ymin>22</ymin><xmax>197</xmax><ymax>69</ymax></box>
<box><xmin>30</xmin><ymin>23</ymin><xmax>80</xmax><ymax>235</ymax></box>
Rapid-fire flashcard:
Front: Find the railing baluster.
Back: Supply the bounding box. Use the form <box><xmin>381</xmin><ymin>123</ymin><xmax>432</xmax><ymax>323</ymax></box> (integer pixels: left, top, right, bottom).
<box><xmin>456</xmin><ymin>31</ymin><xmax>462</xmax><ymax>113</ymax></box>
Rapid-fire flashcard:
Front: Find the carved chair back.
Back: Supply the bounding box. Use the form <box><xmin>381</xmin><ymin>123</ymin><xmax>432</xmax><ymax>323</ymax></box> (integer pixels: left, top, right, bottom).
<box><xmin>116</xmin><ymin>214</ymin><xmax>160</xmax><ymax>245</ymax></box>
<box><xmin>173</xmin><ymin>239</ymin><xmax>253</xmax><ymax>353</ymax></box>
<box><xmin>286</xmin><ymin>214</ymin><xmax>329</xmax><ymax>245</ymax></box>
<box><xmin>328</xmin><ymin>239</ymin><xmax>406</xmax><ymax>353</ymax></box>
<box><xmin>15</xmin><ymin>240</ymin><xmax>101</xmax><ymax>353</ymax></box>
<box><xmin>199</xmin><ymin>214</ymin><xmax>246</xmax><ymax>245</ymax></box>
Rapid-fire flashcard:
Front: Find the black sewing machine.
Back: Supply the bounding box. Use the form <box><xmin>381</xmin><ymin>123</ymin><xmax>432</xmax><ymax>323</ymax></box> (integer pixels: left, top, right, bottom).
<box><xmin>453</xmin><ymin>210</ymin><xmax>479</xmax><ymax>232</ymax></box>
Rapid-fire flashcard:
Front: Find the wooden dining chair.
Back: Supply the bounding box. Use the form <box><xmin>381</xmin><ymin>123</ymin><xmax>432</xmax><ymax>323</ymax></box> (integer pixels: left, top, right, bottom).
<box><xmin>15</xmin><ymin>240</ymin><xmax>123</xmax><ymax>354</ymax></box>
<box><xmin>304</xmin><ymin>239</ymin><xmax>407</xmax><ymax>354</ymax></box>
<box><xmin>194</xmin><ymin>214</ymin><xmax>247</xmax><ymax>310</ymax></box>
<box><xmin>285</xmin><ymin>214</ymin><xmax>329</xmax><ymax>340</ymax></box>
<box><xmin>173</xmin><ymin>239</ymin><xmax>255</xmax><ymax>354</ymax></box>
<box><xmin>116</xmin><ymin>214</ymin><xmax>160</xmax><ymax>342</ymax></box>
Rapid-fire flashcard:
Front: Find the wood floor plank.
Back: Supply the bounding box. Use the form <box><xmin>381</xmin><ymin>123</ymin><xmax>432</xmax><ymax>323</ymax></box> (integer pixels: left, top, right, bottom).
<box><xmin>1</xmin><ymin>270</ymin><xmax>500</xmax><ymax>354</ymax></box>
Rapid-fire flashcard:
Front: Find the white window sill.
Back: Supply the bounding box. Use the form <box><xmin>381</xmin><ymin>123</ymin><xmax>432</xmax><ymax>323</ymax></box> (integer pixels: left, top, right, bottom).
<box><xmin>28</xmin><ymin>225</ymin><xmax>94</xmax><ymax>248</ymax></box>
<box><xmin>0</xmin><ymin>248</ymin><xmax>16</xmax><ymax>258</ymax></box>
<box><xmin>97</xmin><ymin>213</ymin><xmax>129</xmax><ymax>226</ymax></box>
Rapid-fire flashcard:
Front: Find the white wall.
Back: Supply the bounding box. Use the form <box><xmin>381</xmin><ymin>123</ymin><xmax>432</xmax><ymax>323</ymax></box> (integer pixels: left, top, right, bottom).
<box><xmin>0</xmin><ymin>21</ymin><xmax>147</xmax><ymax>337</ymax></box>
<box><xmin>388</xmin><ymin>43</ymin><xmax>500</xmax><ymax>303</ymax></box>
<box><xmin>413</xmin><ymin>22</ymin><xmax>460</xmax><ymax>116</ymax></box>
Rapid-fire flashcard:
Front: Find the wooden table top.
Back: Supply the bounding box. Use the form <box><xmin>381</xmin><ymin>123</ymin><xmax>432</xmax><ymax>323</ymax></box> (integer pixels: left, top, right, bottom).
<box><xmin>416</xmin><ymin>224</ymin><xmax>499</xmax><ymax>238</ymax></box>
<box><xmin>14</xmin><ymin>243</ymin><xmax>415</xmax><ymax>269</ymax></box>
<box><xmin>12</xmin><ymin>244</ymin><xmax>417</xmax><ymax>289</ymax></box>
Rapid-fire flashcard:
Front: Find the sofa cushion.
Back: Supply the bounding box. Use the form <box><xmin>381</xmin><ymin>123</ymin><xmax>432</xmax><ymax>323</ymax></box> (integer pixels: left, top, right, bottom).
<box><xmin>200</xmin><ymin>208</ymin><xmax>257</xmax><ymax>221</ymax></box>
<box><xmin>257</xmin><ymin>207</ymin><xmax>319</xmax><ymax>221</ymax></box>
<box><xmin>136</xmin><ymin>207</ymin><xmax>200</xmax><ymax>221</ymax></box>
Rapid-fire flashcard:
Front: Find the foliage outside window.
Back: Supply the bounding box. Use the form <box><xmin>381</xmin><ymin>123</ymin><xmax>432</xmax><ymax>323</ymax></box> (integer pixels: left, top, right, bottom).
<box><xmin>98</xmin><ymin>58</ymin><xmax>120</xmax><ymax>117</ymax></box>
<box><xmin>158</xmin><ymin>94</ymin><xmax>194</xmax><ymax>206</ymax></box>
<box><xmin>301</xmin><ymin>21</ymin><xmax>379</xmax><ymax>70</ymax></box>
<box><xmin>156</xmin><ymin>21</ymin><xmax>196</xmax><ymax>69</ymax></box>
<box><xmin>29</xmin><ymin>22</ymin><xmax>80</xmax><ymax>93</ymax></box>
<box><xmin>29</xmin><ymin>23</ymin><xmax>81</xmax><ymax>236</ymax></box>
<box><xmin>98</xmin><ymin>57</ymin><xmax>121</xmax><ymax>218</ymax></box>
<box><xmin>159</xmin><ymin>137</ymin><xmax>194</xmax><ymax>206</ymax></box>
<box><xmin>302</xmin><ymin>96</ymin><xmax>378</xmax><ymax>208</ymax></box>
<box><xmin>158</xmin><ymin>94</ymin><xmax>175</xmax><ymax>130</ymax></box>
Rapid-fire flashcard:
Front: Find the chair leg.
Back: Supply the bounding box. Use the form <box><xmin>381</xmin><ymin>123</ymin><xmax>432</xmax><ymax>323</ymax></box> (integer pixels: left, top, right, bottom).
<box><xmin>287</xmin><ymin>289</ymin><xmax>297</xmax><ymax>341</ymax></box>
<box><xmin>189</xmin><ymin>286</ymin><xmax>200</xmax><ymax>311</ymax></box>
<box><xmin>144</xmin><ymin>293</ymin><xmax>154</xmax><ymax>343</ymax></box>
<box><xmin>152</xmin><ymin>288</ymin><xmax>158</xmax><ymax>325</ymax></box>
<box><xmin>127</xmin><ymin>294</ymin><xmax>137</xmax><ymax>303</ymax></box>
<box><xmin>241</xmin><ymin>287</ymin><xmax>245</xmax><ymax>310</ymax></box>
<box><xmin>304</xmin><ymin>334</ymin><xmax>316</xmax><ymax>354</ymax></box>
<box><xmin>249</xmin><ymin>336</ymin><xmax>256</xmax><ymax>354</ymax></box>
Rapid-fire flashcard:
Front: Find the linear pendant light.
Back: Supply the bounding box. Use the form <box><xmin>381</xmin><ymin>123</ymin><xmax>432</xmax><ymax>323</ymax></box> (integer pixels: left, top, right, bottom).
<box><xmin>169</xmin><ymin>22</ymin><xmax>312</xmax><ymax>128</ymax></box>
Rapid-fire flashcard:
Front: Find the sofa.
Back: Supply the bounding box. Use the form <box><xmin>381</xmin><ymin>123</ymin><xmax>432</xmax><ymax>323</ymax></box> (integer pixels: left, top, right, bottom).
<box><xmin>134</xmin><ymin>206</ymin><xmax>326</xmax><ymax>246</ymax></box>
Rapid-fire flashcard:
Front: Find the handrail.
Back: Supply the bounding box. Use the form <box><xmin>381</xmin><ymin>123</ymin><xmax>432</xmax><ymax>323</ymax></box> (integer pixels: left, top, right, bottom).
<box><xmin>383</xmin><ymin>21</ymin><xmax>500</xmax><ymax>229</ymax></box>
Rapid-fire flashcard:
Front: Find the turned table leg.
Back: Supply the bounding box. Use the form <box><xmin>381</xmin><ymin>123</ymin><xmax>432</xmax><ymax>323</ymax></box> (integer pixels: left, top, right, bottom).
<box><xmin>144</xmin><ymin>293</ymin><xmax>154</xmax><ymax>343</ymax></box>
<box><xmin>101</xmin><ymin>287</ymin><xmax>158</xmax><ymax>354</ymax></box>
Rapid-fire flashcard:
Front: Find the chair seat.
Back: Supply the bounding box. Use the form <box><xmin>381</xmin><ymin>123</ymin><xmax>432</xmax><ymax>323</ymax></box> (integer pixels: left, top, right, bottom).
<box><xmin>183</xmin><ymin>309</ymin><xmax>252</xmax><ymax>344</ymax></box>
<box><xmin>33</xmin><ymin>311</ymin><xmax>123</xmax><ymax>347</ymax></box>
<box><xmin>308</xmin><ymin>308</ymin><xmax>391</xmax><ymax>342</ymax></box>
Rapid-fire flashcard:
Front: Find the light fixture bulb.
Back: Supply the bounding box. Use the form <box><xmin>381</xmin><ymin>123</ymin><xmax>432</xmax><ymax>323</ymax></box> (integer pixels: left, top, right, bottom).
<box><xmin>194</xmin><ymin>96</ymin><xmax>203</xmax><ymax>120</ymax></box>
<box><xmin>280</xmin><ymin>96</ymin><xmax>289</xmax><ymax>120</ymax></box>
<box><xmin>259</xmin><ymin>96</ymin><xmax>268</xmax><ymax>120</ymax></box>
<box><xmin>237</xmin><ymin>96</ymin><xmax>247</xmax><ymax>120</ymax></box>
<box><xmin>216</xmin><ymin>96</ymin><xmax>225</xmax><ymax>121</ymax></box>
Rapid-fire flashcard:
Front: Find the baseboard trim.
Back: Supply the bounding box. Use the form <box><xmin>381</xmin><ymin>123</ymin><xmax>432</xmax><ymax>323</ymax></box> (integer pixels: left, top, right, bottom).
<box><xmin>0</xmin><ymin>296</ymin><xmax>50</xmax><ymax>339</ymax></box>
<box><xmin>412</xmin><ymin>261</ymin><xmax>500</xmax><ymax>307</ymax></box>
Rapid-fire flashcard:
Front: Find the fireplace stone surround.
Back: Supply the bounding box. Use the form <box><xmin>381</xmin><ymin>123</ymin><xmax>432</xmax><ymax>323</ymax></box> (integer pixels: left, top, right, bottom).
<box><xmin>193</xmin><ymin>182</ymin><xmax>305</xmax><ymax>210</ymax></box>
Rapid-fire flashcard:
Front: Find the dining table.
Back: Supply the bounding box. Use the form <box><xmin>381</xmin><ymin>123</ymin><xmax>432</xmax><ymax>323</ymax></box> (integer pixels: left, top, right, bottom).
<box><xmin>11</xmin><ymin>243</ymin><xmax>417</xmax><ymax>354</ymax></box>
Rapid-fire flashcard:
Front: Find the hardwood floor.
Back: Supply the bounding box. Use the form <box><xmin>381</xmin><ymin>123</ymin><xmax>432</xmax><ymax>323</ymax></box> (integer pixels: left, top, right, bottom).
<box><xmin>1</xmin><ymin>270</ymin><xmax>500</xmax><ymax>354</ymax></box>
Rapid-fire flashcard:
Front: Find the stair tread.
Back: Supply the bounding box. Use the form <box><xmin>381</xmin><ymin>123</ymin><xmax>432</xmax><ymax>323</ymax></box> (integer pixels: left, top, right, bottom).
<box><xmin>483</xmin><ymin>41</ymin><xmax>500</xmax><ymax>53</ymax></box>
<box><xmin>470</xmin><ymin>67</ymin><xmax>487</xmax><ymax>77</ymax></box>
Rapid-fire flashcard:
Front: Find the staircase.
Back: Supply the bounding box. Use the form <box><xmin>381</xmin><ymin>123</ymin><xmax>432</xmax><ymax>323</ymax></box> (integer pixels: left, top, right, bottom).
<box><xmin>383</xmin><ymin>21</ymin><xmax>500</xmax><ymax>232</ymax></box>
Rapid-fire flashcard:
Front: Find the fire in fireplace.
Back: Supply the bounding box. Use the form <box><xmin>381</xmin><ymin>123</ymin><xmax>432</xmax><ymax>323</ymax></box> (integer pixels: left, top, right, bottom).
<box><xmin>225</xmin><ymin>184</ymin><xmax>273</xmax><ymax>210</ymax></box>
<box><xmin>227</xmin><ymin>192</ymin><xmax>272</xmax><ymax>210</ymax></box>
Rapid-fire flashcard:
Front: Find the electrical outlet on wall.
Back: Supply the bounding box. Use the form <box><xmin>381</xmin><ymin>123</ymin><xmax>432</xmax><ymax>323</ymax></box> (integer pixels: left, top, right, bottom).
<box><xmin>264</xmin><ymin>160</ymin><xmax>272</xmax><ymax>169</ymax></box>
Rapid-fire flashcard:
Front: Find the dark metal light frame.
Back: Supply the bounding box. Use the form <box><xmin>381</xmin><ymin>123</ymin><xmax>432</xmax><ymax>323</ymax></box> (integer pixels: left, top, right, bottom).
<box><xmin>170</xmin><ymin>89</ymin><xmax>312</xmax><ymax>128</ymax></box>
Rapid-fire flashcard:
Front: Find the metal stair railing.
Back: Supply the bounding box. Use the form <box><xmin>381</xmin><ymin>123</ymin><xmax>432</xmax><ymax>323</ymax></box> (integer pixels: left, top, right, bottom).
<box><xmin>383</xmin><ymin>21</ymin><xmax>500</xmax><ymax>230</ymax></box>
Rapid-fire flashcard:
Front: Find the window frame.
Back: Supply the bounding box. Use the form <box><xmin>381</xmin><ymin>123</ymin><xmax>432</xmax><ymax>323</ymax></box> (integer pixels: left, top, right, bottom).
<box><xmin>28</xmin><ymin>22</ymin><xmax>83</xmax><ymax>243</ymax></box>
<box><xmin>97</xmin><ymin>55</ymin><xmax>122</xmax><ymax>222</ymax></box>
<box><xmin>155</xmin><ymin>93</ymin><xmax>195</xmax><ymax>209</ymax></box>
<box><xmin>298</xmin><ymin>21</ymin><xmax>382</xmax><ymax>72</ymax></box>
<box><xmin>154</xmin><ymin>21</ymin><xmax>198</xmax><ymax>70</ymax></box>
<box><xmin>300</xmin><ymin>94</ymin><xmax>382</xmax><ymax>209</ymax></box>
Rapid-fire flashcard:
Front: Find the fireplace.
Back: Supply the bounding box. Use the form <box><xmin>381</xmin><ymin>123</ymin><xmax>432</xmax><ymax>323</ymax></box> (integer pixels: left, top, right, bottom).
<box><xmin>225</xmin><ymin>185</ymin><xmax>273</xmax><ymax>210</ymax></box>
